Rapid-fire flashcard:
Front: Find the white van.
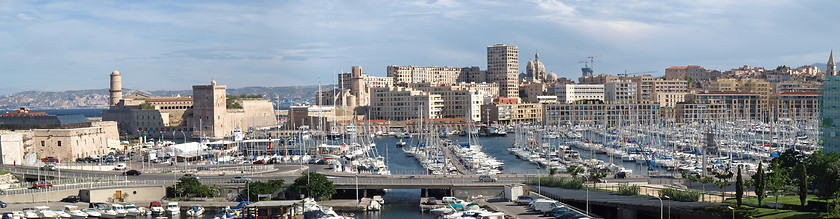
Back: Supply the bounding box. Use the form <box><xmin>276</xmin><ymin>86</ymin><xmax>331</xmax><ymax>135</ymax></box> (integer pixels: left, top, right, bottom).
<box><xmin>114</xmin><ymin>163</ymin><xmax>126</xmax><ymax>170</ymax></box>
<box><xmin>441</xmin><ymin>197</ymin><xmax>464</xmax><ymax>204</ymax></box>
<box><xmin>531</xmin><ymin>199</ymin><xmax>562</xmax><ymax>213</ymax></box>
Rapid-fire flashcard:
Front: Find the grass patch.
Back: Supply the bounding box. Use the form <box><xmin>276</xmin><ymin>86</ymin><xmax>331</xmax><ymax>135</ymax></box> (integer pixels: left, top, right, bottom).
<box><xmin>750</xmin><ymin>206</ymin><xmax>821</xmax><ymax>219</ymax></box>
<box><xmin>0</xmin><ymin>170</ymin><xmax>11</xmax><ymax>175</ymax></box>
<box><xmin>727</xmin><ymin>195</ymin><xmax>823</xmax><ymax>207</ymax></box>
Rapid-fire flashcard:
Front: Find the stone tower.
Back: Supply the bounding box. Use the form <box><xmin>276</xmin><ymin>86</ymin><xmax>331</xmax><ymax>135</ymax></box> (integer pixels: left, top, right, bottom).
<box><xmin>109</xmin><ymin>70</ymin><xmax>122</xmax><ymax>106</ymax></box>
<box><xmin>192</xmin><ymin>80</ymin><xmax>227</xmax><ymax>139</ymax></box>
<box><xmin>829</xmin><ymin>50</ymin><xmax>837</xmax><ymax>76</ymax></box>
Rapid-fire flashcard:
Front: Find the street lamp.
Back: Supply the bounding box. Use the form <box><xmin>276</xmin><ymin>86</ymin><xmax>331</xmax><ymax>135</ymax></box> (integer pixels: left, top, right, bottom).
<box><xmin>727</xmin><ymin>206</ymin><xmax>734</xmax><ymax>219</ymax></box>
<box><xmin>648</xmin><ymin>193</ymin><xmax>662</xmax><ymax>219</ymax></box>
<box><xmin>663</xmin><ymin>195</ymin><xmax>670</xmax><ymax>219</ymax></box>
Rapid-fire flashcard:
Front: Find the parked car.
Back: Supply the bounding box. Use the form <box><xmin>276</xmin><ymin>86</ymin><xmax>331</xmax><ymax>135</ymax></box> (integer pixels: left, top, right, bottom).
<box><xmin>441</xmin><ymin>197</ymin><xmax>464</xmax><ymax>204</ymax></box>
<box><xmin>478</xmin><ymin>175</ymin><xmax>497</xmax><ymax>182</ymax></box>
<box><xmin>40</xmin><ymin>165</ymin><xmax>57</xmax><ymax>171</ymax></box>
<box><xmin>114</xmin><ymin>163</ymin><xmax>127</xmax><ymax>170</ymax></box>
<box><xmin>252</xmin><ymin>160</ymin><xmax>265</xmax><ymax>164</ymax></box>
<box><xmin>61</xmin><ymin>195</ymin><xmax>80</xmax><ymax>203</ymax></box>
<box><xmin>123</xmin><ymin>170</ymin><xmax>142</xmax><ymax>176</ymax></box>
<box><xmin>614</xmin><ymin>172</ymin><xmax>627</xmax><ymax>179</ymax></box>
<box><xmin>31</xmin><ymin>181</ymin><xmax>53</xmax><ymax>189</ymax></box>
<box><xmin>182</xmin><ymin>174</ymin><xmax>199</xmax><ymax>179</ymax></box>
<box><xmin>230</xmin><ymin>176</ymin><xmax>252</xmax><ymax>183</ymax></box>
<box><xmin>0</xmin><ymin>200</ymin><xmax>6</xmax><ymax>208</ymax></box>
<box><xmin>532</xmin><ymin>199</ymin><xmax>562</xmax><ymax>213</ymax></box>
<box><xmin>41</xmin><ymin>157</ymin><xmax>59</xmax><ymax>163</ymax></box>
<box><xmin>582</xmin><ymin>175</ymin><xmax>604</xmax><ymax>183</ymax></box>
<box><xmin>544</xmin><ymin>206</ymin><xmax>570</xmax><ymax>217</ymax></box>
<box><xmin>514</xmin><ymin>195</ymin><xmax>537</xmax><ymax>205</ymax></box>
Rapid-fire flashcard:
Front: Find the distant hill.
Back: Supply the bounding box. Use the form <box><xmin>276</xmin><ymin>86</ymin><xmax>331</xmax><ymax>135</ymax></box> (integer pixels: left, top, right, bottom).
<box><xmin>0</xmin><ymin>85</ymin><xmax>327</xmax><ymax>110</ymax></box>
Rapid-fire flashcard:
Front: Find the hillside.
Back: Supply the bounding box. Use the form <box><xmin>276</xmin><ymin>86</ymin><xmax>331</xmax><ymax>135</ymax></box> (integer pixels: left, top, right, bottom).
<box><xmin>0</xmin><ymin>85</ymin><xmax>325</xmax><ymax>109</ymax></box>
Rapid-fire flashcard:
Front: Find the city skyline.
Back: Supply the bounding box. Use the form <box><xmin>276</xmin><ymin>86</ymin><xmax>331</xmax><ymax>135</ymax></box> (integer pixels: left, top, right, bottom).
<box><xmin>1</xmin><ymin>0</ymin><xmax>838</xmax><ymax>95</ymax></box>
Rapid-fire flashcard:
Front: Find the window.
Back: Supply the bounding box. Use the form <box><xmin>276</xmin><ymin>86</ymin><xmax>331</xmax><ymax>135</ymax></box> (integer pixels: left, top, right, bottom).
<box><xmin>41</xmin><ymin>141</ymin><xmax>45</xmax><ymax>146</ymax></box>
<box><xmin>58</xmin><ymin>141</ymin><xmax>62</xmax><ymax>147</ymax></box>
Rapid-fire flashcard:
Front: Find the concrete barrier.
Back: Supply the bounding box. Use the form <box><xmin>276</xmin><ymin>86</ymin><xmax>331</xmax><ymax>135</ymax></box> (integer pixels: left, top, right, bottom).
<box><xmin>80</xmin><ymin>186</ymin><xmax>166</xmax><ymax>203</ymax></box>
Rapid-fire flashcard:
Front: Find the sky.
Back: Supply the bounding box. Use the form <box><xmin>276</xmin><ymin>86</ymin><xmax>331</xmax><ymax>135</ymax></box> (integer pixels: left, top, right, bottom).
<box><xmin>1</xmin><ymin>0</ymin><xmax>839</xmax><ymax>95</ymax></box>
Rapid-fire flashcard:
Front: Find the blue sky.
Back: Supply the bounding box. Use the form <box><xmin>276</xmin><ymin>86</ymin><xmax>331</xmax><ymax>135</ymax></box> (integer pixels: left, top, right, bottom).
<box><xmin>1</xmin><ymin>0</ymin><xmax>838</xmax><ymax>95</ymax></box>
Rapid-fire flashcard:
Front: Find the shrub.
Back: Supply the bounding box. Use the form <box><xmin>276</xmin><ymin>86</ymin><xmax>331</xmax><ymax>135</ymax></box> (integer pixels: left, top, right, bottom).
<box><xmin>525</xmin><ymin>176</ymin><xmax>583</xmax><ymax>189</ymax></box>
<box><xmin>618</xmin><ymin>183</ymin><xmax>640</xmax><ymax>196</ymax></box>
<box><xmin>659</xmin><ymin>188</ymin><xmax>700</xmax><ymax>202</ymax></box>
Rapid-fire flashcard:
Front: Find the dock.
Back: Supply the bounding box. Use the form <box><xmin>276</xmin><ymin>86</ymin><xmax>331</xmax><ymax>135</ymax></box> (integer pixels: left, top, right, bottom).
<box><xmin>318</xmin><ymin>198</ymin><xmax>371</xmax><ymax>212</ymax></box>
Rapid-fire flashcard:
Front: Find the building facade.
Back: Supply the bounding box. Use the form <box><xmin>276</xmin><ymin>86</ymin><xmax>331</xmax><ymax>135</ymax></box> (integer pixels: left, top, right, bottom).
<box><xmin>481</xmin><ymin>103</ymin><xmax>542</xmax><ymax>125</ymax></box>
<box><xmin>369</xmin><ymin>86</ymin><xmax>443</xmax><ymax>121</ymax></box>
<box><xmin>605</xmin><ymin>80</ymin><xmax>637</xmax><ymax>104</ymax></box>
<box><xmin>821</xmin><ymin>75</ymin><xmax>840</xmax><ymax>153</ymax></box>
<box><xmin>487</xmin><ymin>44</ymin><xmax>519</xmax><ymax>98</ymax></box>
<box><xmin>542</xmin><ymin>102</ymin><xmax>661</xmax><ymax>126</ymax></box>
<box><xmin>665</xmin><ymin>65</ymin><xmax>720</xmax><ymax>80</ymax></box>
<box><xmin>555</xmin><ymin>84</ymin><xmax>605</xmax><ymax>103</ymax></box>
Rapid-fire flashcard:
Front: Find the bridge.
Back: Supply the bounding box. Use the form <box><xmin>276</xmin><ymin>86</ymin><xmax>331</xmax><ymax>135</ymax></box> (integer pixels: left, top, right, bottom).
<box><xmin>328</xmin><ymin>175</ymin><xmax>530</xmax><ymax>189</ymax></box>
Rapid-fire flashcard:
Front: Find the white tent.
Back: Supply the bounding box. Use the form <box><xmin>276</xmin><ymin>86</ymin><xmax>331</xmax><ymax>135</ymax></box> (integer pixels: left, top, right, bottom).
<box><xmin>162</xmin><ymin>142</ymin><xmax>208</xmax><ymax>158</ymax></box>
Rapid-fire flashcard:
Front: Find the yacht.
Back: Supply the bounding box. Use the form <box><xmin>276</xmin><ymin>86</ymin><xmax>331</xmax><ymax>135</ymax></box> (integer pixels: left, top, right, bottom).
<box><xmin>166</xmin><ymin>202</ymin><xmax>180</xmax><ymax>215</ymax></box>
<box><xmin>89</xmin><ymin>203</ymin><xmax>116</xmax><ymax>219</ymax></box>
<box><xmin>82</xmin><ymin>209</ymin><xmax>101</xmax><ymax>218</ymax></box>
<box><xmin>186</xmin><ymin>205</ymin><xmax>204</xmax><ymax>217</ymax></box>
<box><xmin>35</xmin><ymin>206</ymin><xmax>60</xmax><ymax>219</ymax></box>
<box><xmin>149</xmin><ymin>201</ymin><xmax>165</xmax><ymax>216</ymax></box>
<box><xmin>111</xmin><ymin>204</ymin><xmax>127</xmax><ymax>218</ymax></box>
<box><xmin>53</xmin><ymin>210</ymin><xmax>71</xmax><ymax>219</ymax></box>
<box><xmin>63</xmin><ymin>206</ymin><xmax>88</xmax><ymax>219</ymax></box>
<box><xmin>123</xmin><ymin>203</ymin><xmax>141</xmax><ymax>217</ymax></box>
<box><xmin>22</xmin><ymin>208</ymin><xmax>39</xmax><ymax>219</ymax></box>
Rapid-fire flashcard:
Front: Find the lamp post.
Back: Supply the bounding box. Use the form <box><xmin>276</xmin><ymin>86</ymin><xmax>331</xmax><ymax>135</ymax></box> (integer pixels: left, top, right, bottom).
<box><xmin>663</xmin><ymin>195</ymin><xmax>670</xmax><ymax>219</ymax></box>
<box><xmin>648</xmin><ymin>193</ymin><xmax>662</xmax><ymax>219</ymax></box>
<box><xmin>727</xmin><ymin>206</ymin><xmax>734</xmax><ymax>219</ymax></box>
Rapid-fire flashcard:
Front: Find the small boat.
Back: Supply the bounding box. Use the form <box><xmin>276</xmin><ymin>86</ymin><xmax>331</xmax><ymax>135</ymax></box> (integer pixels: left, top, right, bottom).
<box><xmin>22</xmin><ymin>208</ymin><xmax>39</xmax><ymax>219</ymax></box>
<box><xmin>186</xmin><ymin>205</ymin><xmax>204</xmax><ymax>217</ymax></box>
<box><xmin>89</xmin><ymin>203</ymin><xmax>116</xmax><ymax>219</ymax></box>
<box><xmin>149</xmin><ymin>201</ymin><xmax>165</xmax><ymax>216</ymax></box>
<box><xmin>54</xmin><ymin>210</ymin><xmax>72</xmax><ymax>219</ymax></box>
<box><xmin>82</xmin><ymin>209</ymin><xmax>101</xmax><ymax>218</ymax></box>
<box><xmin>64</xmin><ymin>206</ymin><xmax>88</xmax><ymax>219</ymax></box>
<box><xmin>111</xmin><ymin>204</ymin><xmax>127</xmax><ymax>218</ymax></box>
<box><xmin>396</xmin><ymin>140</ymin><xmax>406</xmax><ymax>148</ymax></box>
<box><xmin>123</xmin><ymin>203</ymin><xmax>141</xmax><ymax>217</ymax></box>
<box><xmin>6</xmin><ymin>211</ymin><xmax>25</xmax><ymax>219</ymax></box>
<box><xmin>366</xmin><ymin>200</ymin><xmax>381</xmax><ymax>211</ymax></box>
<box><xmin>35</xmin><ymin>206</ymin><xmax>60</xmax><ymax>219</ymax></box>
<box><xmin>166</xmin><ymin>202</ymin><xmax>180</xmax><ymax>215</ymax></box>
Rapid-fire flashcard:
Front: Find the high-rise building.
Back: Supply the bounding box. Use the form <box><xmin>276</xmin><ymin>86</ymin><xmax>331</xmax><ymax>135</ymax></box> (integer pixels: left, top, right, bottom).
<box><xmin>821</xmin><ymin>74</ymin><xmax>840</xmax><ymax>153</ymax></box>
<box><xmin>487</xmin><ymin>44</ymin><xmax>519</xmax><ymax>98</ymax></box>
<box><xmin>829</xmin><ymin>50</ymin><xmax>837</xmax><ymax>76</ymax></box>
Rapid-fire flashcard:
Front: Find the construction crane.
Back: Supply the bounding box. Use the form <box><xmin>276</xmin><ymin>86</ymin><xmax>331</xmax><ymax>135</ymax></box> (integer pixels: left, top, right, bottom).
<box><xmin>618</xmin><ymin>70</ymin><xmax>658</xmax><ymax>77</ymax></box>
<box><xmin>579</xmin><ymin>56</ymin><xmax>599</xmax><ymax>77</ymax></box>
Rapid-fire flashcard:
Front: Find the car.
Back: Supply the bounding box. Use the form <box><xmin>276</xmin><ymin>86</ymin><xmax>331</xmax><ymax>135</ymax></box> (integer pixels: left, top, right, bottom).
<box><xmin>230</xmin><ymin>176</ymin><xmax>252</xmax><ymax>183</ymax></box>
<box><xmin>544</xmin><ymin>206</ymin><xmax>569</xmax><ymax>217</ymax></box>
<box><xmin>31</xmin><ymin>181</ymin><xmax>53</xmax><ymax>189</ymax></box>
<box><xmin>114</xmin><ymin>163</ymin><xmax>127</xmax><ymax>170</ymax></box>
<box><xmin>252</xmin><ymin>160</ymin><xmax>265</xmax><ymax>164</ymax></box>
<box><xmin>515</xmin><ymin>195</ymin><xmax>537</xmax><ymax>205</ymax></box>
<box><xmin>182</xmin><ymin>174</ymin><xmax>199</xmax><ymax>179</ymax></box>
<box><xmin>441</xmin><ymin>197</ymin><xmax>464</xmax><ymax>204</ymax></box>
<box><xmin>40</xmin><ymin>165</ymin><xmax>57</xmax><ymax>171</ymax></box>
<box><xmin>197</xmin><ymin>167</ymin><xmax>211</xmax><ymax>171</ymax></box>
<box><xmin>478</xmin><ymin>175</ymin><xmax>497</xmax><ymax>182</ymax></box>
<box><xmin>61</xmin><ymin>195</ymin><xmax>80</xmax><ymax>203</ymax></box>
<box><xmin>41</xmin><ymin>157</ymin><xmax>59</xmax><ymax>163</ymax></box>
<box><xmin>0</xmin><ymin>200</ymin><xmax>5</xmax><ymax>208</ymax></box>
<box><xmin>424</xmin><ymin>197</ymin><xmax>438</xmax><ymax>204</ymax></box>
<box><xmin>123</xmin><ymin>170</ymin><xmax>142</xmax><ymax>176</ymax></box>
<box><xmin>614</xmin><ymin>172</ymin><xmax>627</xmax><ymax>179</ymax></box>
<box><xmin>582</xmin><ymin>176</ymin><xmax>604</xmax><ymax>183</ymax></box>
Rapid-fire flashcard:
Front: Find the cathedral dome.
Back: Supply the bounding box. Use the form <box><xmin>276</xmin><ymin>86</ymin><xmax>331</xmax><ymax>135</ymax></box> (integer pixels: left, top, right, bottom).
<box><xmin>547</xmin><ymin>72</ymin><xmax>558</xmax><ymax>81</ymax></box>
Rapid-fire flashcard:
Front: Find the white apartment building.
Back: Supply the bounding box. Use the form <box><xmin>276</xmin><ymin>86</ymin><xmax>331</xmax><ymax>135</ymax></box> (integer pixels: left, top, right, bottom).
<box><xmin>369</xmin><ymin>86</ymin><xmax>443</xmax><ymax>121</ymax></box>
<box><xmin>556</xmin><ymin>84</ymin><xmax>605</xmax><ymax>103</ymax></box>
<box><xmin>412</xmin><ymin>84</ymin><xmax>483</xmax><ymax>121</ymax></box>
<box><xmin>457</xmin><ymin>82</ymin><xmax>499</xmax><ymax>99</ymax></box>
<box><xmin>387</xmin><ymin>65</ymin><xmax>463</xmax><ymax>85</ymax></box>
<box><xmin>605</xmin><ymin>80</ymin><xmax>637</xmax><ymax>104</ymax></box>
<box><xmin>487</xmin><ymin>44</ymin><xmax>519</xmax><ymax>98</ymax></box>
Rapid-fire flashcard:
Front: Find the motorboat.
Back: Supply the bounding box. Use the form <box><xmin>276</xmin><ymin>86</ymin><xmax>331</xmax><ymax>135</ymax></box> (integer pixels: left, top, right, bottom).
<box><xmin>89</xmin><ymin>203</ymin><xmax>116</xmax><ymax>219</ymax></box>
<box><xmin>5</xmin><ymin>211</ymin><xmax>25</xmax><ymax>219</ymax></box>
<box><xmin>123</xmin><ymin>203</ymin><xmax>141</xmax><ymax>217</ymax></box>
<box><xmin>186</xmin><ymin>205</ymin><xmax>204</xmax><ymax>217</ymax></box>
<box><xmin>82</xmin><ymin>209</ymin><xmax>101</xmax><ymax>218</ymax></box>
<box><xmin>22</xmin><ymin>208</ymin><xmax>39</xmax><ymax>219</ymax></box>
<box><xmin>166</xmin><ymin>202</ymin><xmax>180</xmax><ymax>215</ymax></box>
<box><xmin>35</xmin><ymin>206</ymin><xmax>60</xmax><ymax>219</ymax></box>
<box><xmin>53</xmin><ymin>210</ymin><xmax>71</xmax><ymax>219</ymax></box>
<box><xmin>63</xmin><ymin>206</ymin><xmax>88</xmax><ymax>219</ymax></box>
<box><xmin>110</xmin><ymin>204</ymin><xmax>126</xmax><ymax>218</ymax></box>
<box><xmin>149</xmin><ymin>201</ymin><xmax>165</xmax><ymax>216</ymax></box>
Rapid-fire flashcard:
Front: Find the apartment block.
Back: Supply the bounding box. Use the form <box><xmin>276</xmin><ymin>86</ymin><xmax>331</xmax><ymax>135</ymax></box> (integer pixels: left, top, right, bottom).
<box><xmin>542</xmin><ymin>101</ymin><xmax>661</xmax><ymax>126</ymax></box>
<box><xmin>605</xmin><ymin>80</ymin><xmax>637</xmax><ymax>104</ymax></box>
<box><xmin>412</xmin><ymin>84</ymin><xmax>483</xmax><ymax>121</ymax></box>
<box><xmin>487</xmin><ymin>44</ymin><xmax>519</xmax><ymax>98</ymax></box>
<box><xmin>481</xmin><ymin>103</ymin><xmax>542</xmax><ymax>125</ymax></box>
<box><xmin>665</xmin><ymin>65</ymin><xmax>721</xmax><ymax>80</ymax></box>
<box><xmin>369</xmin><ymin>86</ymin><xmax>443</xmax><ymax>121</ymax></box>
<box><xmin>555</xmin><ymin>84</ymin><xmax>605</xmax><ymax>103</ymax></box>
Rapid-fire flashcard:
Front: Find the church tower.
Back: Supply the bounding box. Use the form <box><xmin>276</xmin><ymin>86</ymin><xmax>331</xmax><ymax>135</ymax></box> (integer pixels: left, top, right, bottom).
<box><xmin>109</xmin><ymin>70</ymin><xmax>122</xmax><ymax>106</ymax></box>
<box><xmin>829</xmin><ymin>50</ymin><xmax>837</xmax><ymax>76</ymax></box>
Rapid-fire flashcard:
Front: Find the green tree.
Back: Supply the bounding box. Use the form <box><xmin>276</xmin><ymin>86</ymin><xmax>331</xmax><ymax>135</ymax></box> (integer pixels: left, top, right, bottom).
<box><xmin>290</xmin><ymin>172</ymin><xmax>336</xmax><ymax>201</ymax></box>
<box><xmin>797</xmin><ymin>163</ymin><xmax>807</xmax><ymax>206</ymax></box>
<box><xmin>246</xmin><ymin>179</ymin><xmax>285</xmax><ymax>201</ymax></box>
<box><xmin>138</xmin><ymin>102</ymin><xmax>153</xmax><ymax>110</ymax></box>
<box><xmin>682</xmin><ymin>172</ymin><xmax>700</xmax><ymax>189</ymax></box>
<box><xmin>700</xmin><ymin>176</ymin><xmax>714</xmax><ymax>202</ymax></box>
<box><xmin>549</xmin><ymin>168</ymin><xmax>557</xmax><ymax>176</ymax></box>
<box><xmin>807</xmin><ymin>150</ymin><xmax>840</xmax><ymax>199</ymax></box>
<box><xmin>714</xmin><ymin>171</ymin><xmax>733</xmax><ymax>202</ymax></box>
<box><xmin>166</xmin><ymin>177</ymin><xmax>219</xmax><ymax>198</ymax></box>
<box><xmin>768</xmin><ymin>165</ymin><xmax>792</xmax><ymax>209</ymax></box>
<box><xmin>588</xmin><ymin>172</ymin><xmax>608</xmax><ymax>188</ymax></box>
<box><xmin>736</xmin><ymin>166</ymin><xmax>744</xmax><ymax>207</ymax></box>
<box><xmin>567</xmin><ymin>166</ymin><xmax>585</xmax><ymax>178</ymax></box>
<box><xmin>753</xmin><ymin>162</ymin><xmax>766</xmax><ymax>206</ymax></box>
